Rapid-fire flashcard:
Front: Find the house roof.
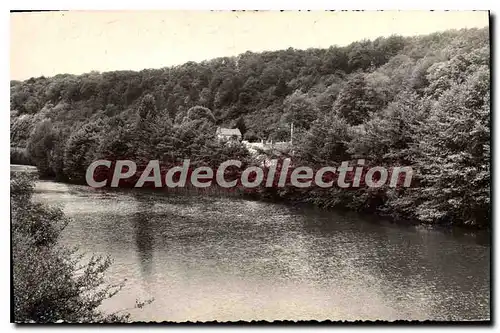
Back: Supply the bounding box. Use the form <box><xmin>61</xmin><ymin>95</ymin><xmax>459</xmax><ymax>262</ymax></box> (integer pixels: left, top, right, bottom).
<box><xmin>216</xmin><ymin>127</ymin><xmax>242</xmax><ymax>136</ymax></box>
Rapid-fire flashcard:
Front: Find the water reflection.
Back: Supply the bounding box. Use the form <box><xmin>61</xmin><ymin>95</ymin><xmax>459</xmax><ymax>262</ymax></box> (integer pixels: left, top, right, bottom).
<box><xmin>132</xmin><ymin>207</ymin><xmax>154</xmax><ymax>280</ymax></box>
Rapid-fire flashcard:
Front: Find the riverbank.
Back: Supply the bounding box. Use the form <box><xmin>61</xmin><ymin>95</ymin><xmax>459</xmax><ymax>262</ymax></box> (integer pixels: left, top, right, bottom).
<box><xmin>12</xmin><ymin>163</ymin><xmax>490</xmax><ymax>233</ymax></box>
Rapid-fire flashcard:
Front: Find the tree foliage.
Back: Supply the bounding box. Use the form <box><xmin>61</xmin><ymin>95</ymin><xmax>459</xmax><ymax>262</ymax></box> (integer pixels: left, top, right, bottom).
<box><xmin>10</xmin><ymin>27</ymin><xmax>490</xmax><ymax>227</ymax></box>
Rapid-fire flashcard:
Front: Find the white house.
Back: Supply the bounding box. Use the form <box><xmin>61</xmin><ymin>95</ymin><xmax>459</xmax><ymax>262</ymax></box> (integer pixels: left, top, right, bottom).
<box><xmin>216</xmin><ymin>127</ymin><xmax>242</xmax><ymax>141</ymax></box>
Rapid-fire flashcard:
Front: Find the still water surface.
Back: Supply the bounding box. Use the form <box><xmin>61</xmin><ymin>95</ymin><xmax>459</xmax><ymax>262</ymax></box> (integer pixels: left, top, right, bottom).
<box><xmin>33</xmin><ymin>179</ymin><xmax>490</xmax><ymax>322</ymax></box>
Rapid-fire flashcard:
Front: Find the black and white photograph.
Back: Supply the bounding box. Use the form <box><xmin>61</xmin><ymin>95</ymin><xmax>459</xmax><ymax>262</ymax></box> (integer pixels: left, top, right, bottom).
<box><xmin>9</xmin><ymin>10</ymin><xmax>491</xmax><ymax>323</ymax></box>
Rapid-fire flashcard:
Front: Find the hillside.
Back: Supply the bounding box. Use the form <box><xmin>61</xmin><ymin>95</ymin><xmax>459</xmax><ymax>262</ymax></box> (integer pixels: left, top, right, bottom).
<box><xmin>10</xmin><ymin>27</ymin><xmax>490</xmax><ymax>228</ymax></box>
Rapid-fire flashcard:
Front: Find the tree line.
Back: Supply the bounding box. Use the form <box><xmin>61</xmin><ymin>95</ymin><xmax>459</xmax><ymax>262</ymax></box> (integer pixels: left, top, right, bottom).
<box><xmin>10</xmin><ymin>27</ymin><xmax>490</xmax><ymax>228</ymax></box>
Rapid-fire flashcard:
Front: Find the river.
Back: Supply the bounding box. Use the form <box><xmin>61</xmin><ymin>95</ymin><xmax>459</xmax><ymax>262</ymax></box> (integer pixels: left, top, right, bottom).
<box><xmin>30</xmin><ymin>178</ymin><xmax>490</xmax><ymax>322</ymax></box>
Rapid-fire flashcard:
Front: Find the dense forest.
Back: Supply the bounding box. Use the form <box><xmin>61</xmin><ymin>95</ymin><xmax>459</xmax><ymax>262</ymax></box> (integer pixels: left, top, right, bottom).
<box><xmin>10</xmin><ymin>27</ymin><xmax>490</xmax><ymax>228</ymax></box>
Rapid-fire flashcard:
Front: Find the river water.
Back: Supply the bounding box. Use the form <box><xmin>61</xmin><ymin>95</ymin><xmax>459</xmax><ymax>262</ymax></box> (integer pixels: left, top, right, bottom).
<box><xmin>31</xmin><ymin>178</ymin><xmax>490</xmax><ymax>322</ymax></box>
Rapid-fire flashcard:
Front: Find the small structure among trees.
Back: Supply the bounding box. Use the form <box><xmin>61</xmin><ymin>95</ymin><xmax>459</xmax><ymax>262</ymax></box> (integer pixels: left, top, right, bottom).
<box><xmin>216</xmin><ymin>127</ymin><xmax>242</xmax><ymax>141</ymax></box>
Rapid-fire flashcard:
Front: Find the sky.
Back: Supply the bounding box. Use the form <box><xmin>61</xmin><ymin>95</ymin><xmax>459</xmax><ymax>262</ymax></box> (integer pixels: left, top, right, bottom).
<box><xmin>10</xmin><ymin>10</ymin><xmax>489</xmax><ymax>80</ymax></box>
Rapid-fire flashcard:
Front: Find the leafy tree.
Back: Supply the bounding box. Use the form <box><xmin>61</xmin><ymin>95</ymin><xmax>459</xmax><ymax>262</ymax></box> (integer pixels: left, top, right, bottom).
<box><xmin>333</xmin><ymin>73</ymin><xmax>371</xmax><ymax>125</ymax></box>
<box><xmin>425</xmin><ymin>46</ymin><xmax>489</xmax><ymax>99</ymax></box>
<box><xmin>48</xmin><ymin>128</ymin><xmax>68</xmax><ymax>181</ymax></box>
<box><xmin>11</xmin><ymin>114</ymin><xmax>35</xmax><ymax>148</ymax></box>
<box><xmin>414</xmin><ymin>67</ymin><xmax>490</xmax><ymax>226</ymax></box>
<box><xmin>135</xmin><ymin>94</ymin><xmax>158</xmax><ymax>130</ymax></box>
<box><xmin>26</xmin><ymin>120</ymin><xmax>57</xmax><ymax>176</ymax></box>
<box><xmin>348</xmin><ymin>90</ymin><xmax>431</xmax><ymax>164</ymax></box>
<box><xmin>234</xmin><ymin>116</ymin><xmax>247</xmax><ymax>138</ymax></box>
<box><xmin>186</xmin><ymin>105</ymin><xmax>216</xmax><ymax>123</ymax></box>
<box><xmin>281</xmin><ymin>91</ymin><xmax>318</xmax><ymax>130</ymax></box>
<box><xmin>297</xmin><ymin>114</ymin><xmax>351</xmax><ymax>164</ymax></box>
<box><xmin>347</xmin><ymin>39</ymin><xmax>375</xmax><ymax>71</ymax></box>
<box><xmin>63</xmin><ymin>120</ymin><xmax>105</xmax><ymax>182</ymax></box>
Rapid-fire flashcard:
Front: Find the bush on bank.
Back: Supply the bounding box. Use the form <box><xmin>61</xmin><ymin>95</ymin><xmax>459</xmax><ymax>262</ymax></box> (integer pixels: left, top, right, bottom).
<box><xmin>11</xmin><ymin>172</ymin><xmax>152</xmax><ymax>323</ymax></box>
